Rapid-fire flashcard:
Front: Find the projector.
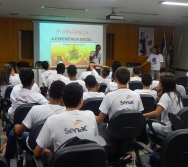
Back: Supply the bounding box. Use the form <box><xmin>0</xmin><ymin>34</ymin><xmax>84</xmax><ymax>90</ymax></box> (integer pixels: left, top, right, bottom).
<box><xmin>106</xmin><ymin>15</ymin><xmax>123</xmax><ymax>20</ymax></box>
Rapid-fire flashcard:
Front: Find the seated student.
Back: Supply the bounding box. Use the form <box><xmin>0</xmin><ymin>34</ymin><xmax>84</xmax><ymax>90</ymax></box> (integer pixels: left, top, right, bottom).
<box><xmin>134</xmin><ymin>73</ymin><xmax>157</xmax><ymax>101</ymax></box>
<box><xmin>67</xmin><ymin>65</ymin><xmax>87</xmax><ymax>92</ymax></box>
<box><xmin>109</xmin><ymin>61</ymin><xmax>121</xmax><ymax>81</ymax></box>
<box><xmin>144</xmin><ymin>72</ymin><xmax>183</xmax><ymax>148</ymax></box>
<box><xmin>83</xmin><ymin>75</ymin><xmax>105</xmax><ymax>101</ymax></box>
<box><xmin>89</xmin><ymin>63</ymin><xmax>111</xmax><ymax>84</ymax></box>
<box><xmin>34</xmin><ymin>83</ymin><xmax>99</xmax><ymax>157</ymax></box>
<box><xmin>96</xmin><ymin>67</ymin><xmax>144</xmax><ymax>123</ymax></box>
<box><xmin>46</xmin><ymin>63</ymin><xmax>70</xmax><ymax>89</ymax></box>
<box><xmin>0</xmin><ymin>64</ymin><xmax>21</xmax><ymax>98</ymax></box>
<box><xmin>130</xmin><ymin>67</ymin><xmax>141</xmax><ymax>81</ymax></box>
<box><xmin>8</xmin><ymin>68</ymin><xmax>48</xmax><ymax>119</ymax></box>
<box><xmin>40</xmin><ymin>61</ymin><xmax>56</xmax><ymax>87</ymax></box>
<box><xmin>4</xmin><ymin>80</ymin><xmax>66</xmax><ymax>163</ymax></box>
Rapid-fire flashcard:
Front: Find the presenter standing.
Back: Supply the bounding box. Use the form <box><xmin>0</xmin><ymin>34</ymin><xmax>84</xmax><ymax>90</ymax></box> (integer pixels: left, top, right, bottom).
<box><xmin>90</xmin><ymin>44</ymin><xmax>102</xmax><ymax>74</ymax></box>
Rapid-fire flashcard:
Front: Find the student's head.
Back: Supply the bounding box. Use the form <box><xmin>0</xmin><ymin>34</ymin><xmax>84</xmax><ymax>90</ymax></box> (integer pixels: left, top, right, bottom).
<box><xmin>0</xmin><ymin>64</ymin><xmax>13</xmax><ymax>85</ymax></box>
<box><xmin>56</xmin><ymin>63</ymin><xmax>65</xmax><ymax>74</ymax></box>
<box><xmin>115</xmin><ymin>67</ymin><xmax>130</xmax><ymax>85</ymax></box>
<box><xmin>133</xmin><ymin>67</ymin><xmax>141</xmax><ymax>76</ymax></box>
<box><xmin>152</xmin><ymin>45</ymin><xmax>160</xmax><ymax>55</ymax></box>
<box><xmin>160</xmin><ymin>72</ymin><xmax>176</xmax><ymax>94</ymax></box>
<box><xmin>141</xmin><ymin>73</ymin><xmax>152</xmax><ymax>87</ymax></box>
<box><xmin>96</xmin><ymin>44</ymin><xmax>101</xmax><ymax>52</ymax></box>
<box><xmin>41</xmin><ymin>61</ymin><xmax>49</xmax><ymax>70</ymax></box>
<box><xmin>8</xmin><ymin>61</ymin><xmax>18</xmax><ymax>73</ymax></box>
<box><xmin>85</xmin><ymin>75</ymin><xmax>99</xmax><ymax>91</ymax></box>
<box><xmin>111</xmin><ymin>61</ymin><xmax>121</xmax><ymax>81</ymax></box>
<box><xmin>49</xmin><ymin>80</ymin><xmax>65</xmax><ymax>100</ymax></box>
<box><xmin>159</xmin><ymin>67</ymin><xmax>169</xmax><ymax>74</ymax></box>
<box><xmin>19</xmin><ymin>68</ymin><xmax>34</xmax><ymax>87</ymax></box>
<box><xmin>67</xmin><ymin>65</ymin><xmax>77</xmax><ymax>77</ymax></box>
<box><xmin>101</xmin><ymin>67</ymin><xmax>110</xmax><ymax>78</ymax></box>
<box><xmin>62</xmin><ymin>83</ymin><xmax>83</xmax><ymax>108</ymax></box>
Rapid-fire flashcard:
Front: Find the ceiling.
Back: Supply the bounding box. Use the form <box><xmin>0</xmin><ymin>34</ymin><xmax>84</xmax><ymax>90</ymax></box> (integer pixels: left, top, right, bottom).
<box><xmin>0</xmin><ymin>0</ymin><xmax>188</xmax><ymax>26</ymax></box>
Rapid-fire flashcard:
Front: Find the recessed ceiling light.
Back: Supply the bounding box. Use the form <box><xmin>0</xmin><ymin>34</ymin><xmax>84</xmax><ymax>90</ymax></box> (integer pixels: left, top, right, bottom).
<box><xmin>40</xmin><ymin>6</ymin><xmax>46</xmax><ymax>8</ymax></box>
<box><xmin>84</xmin><ymin>9</ymin><xmax>89</xmax><ymax>12</ymax></box>
<box><xmin>161</xmin><ymin>1</ymin><xmax>188</xmax><ymax>6</ymax></box>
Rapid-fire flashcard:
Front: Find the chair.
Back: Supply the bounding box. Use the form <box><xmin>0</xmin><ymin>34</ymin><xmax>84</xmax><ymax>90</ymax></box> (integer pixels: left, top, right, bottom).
<box><xmin>140</xmin><ymin>94</ymin><xmax>156</xmax><ymax>114</ymax></box>
<box><xmin>35</xmin><ymin>61</ymin><xmax>42</xmax><ymax>68</ymax></box>
<box><xmin>0</xmin><ymin>86</ymin><xmax>14</xmax><ymax>126</ymax></box>
<box><xmin>98</xmin><ymin>84</ymin><xmax>107</xmax><ymax>93</ymax></box>
<box><xmin>33</xmin><ymin>143</ymin><xmax>106</xmax><ymax>167</ymax></box>
<box><xmin>134</xmin><ymin>129</ymin><xmax>188</xmax><ymax>167</ymax></box>
<box><xmin>99</xmin><ymin>109</ymin><xmax>144</xmax><ymax>165</ymax></box>
<box><xmin>176</xmin><ymin>76</ymin><xmax>187</xmax><ymax>88</ymax></box>
<box><xmin>182</xmin><ymin>95</ymin><xmax>188</xmax><ymax>107</ymax></box>
<box><xmin>17</xmin><ymin>62</ymin><xmax>29</xmax><ymax>68</ymax></box>
<box><xmin>128</xmin><ymin>81</ymin><xmax>143</xmax><ymax>91</ymax></box>
<box><xmin>177</xmin><ymin>107</ymin><xmax>188</xmax><ymax>127</ymax></box>
<box><xmin>0</xmin><ymin>156</ymin><xmax>8</xmax><ymax>167</ymax></box>
<box><xmin>168</xmin><ymin>113</ymin><xmax>186</xmax><ymax>130</ymax></box>
<box><xmin>80</xmin><ymin>97</ymin><xmax>103</xmax><ymax>116</ymax></box>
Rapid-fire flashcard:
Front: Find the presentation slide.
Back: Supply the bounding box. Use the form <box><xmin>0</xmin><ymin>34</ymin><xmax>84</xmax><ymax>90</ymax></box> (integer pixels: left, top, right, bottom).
<box><xmin>34</xmin><ymin>22</ymin><xmax>105</xmax><ymax>67</ymax></box>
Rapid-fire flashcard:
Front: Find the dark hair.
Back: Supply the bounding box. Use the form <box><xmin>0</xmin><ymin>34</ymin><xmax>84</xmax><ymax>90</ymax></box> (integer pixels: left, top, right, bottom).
<box><xmin>0</xmin><ymin>64</ymin><xmax>12</xmax><ymax>85</ymax></box>
<box><xmin>159</xmin><ymin>67</ymin><xmax>169</xmax><ymax>73</ymax></box>
<box><xmin>101</xmin><ymin>67</ymin><xmax>110</xmax><ymax>78</ymax></box>
<box><xmin>62</xmin><ymin>83</ymin><xmax>83</xmax><ymax>108</ymax></box>
<box><xmin>8</xmin><ymin>61</ymin><xmax>18</xmax><ymax>73</ymax></box>
<box><xmin>160</xmin><ymin>72</ymin><xmax>182</xmax><ymax>105</ymax></box>
<box><xmin>19</xmin><ymin>68</ymin><xmax>34</xmax><ymax>87</ymax></box>
<box><xmin>111</xmin><ymin>61</ymin><xmax>121</xmax><ymax>81</ymax></box>
<box><xmin>41</xmin><ymin>61</ymin><xmax>49</xmax><ymax>70</ymax></box>
<box><xmin>96</xmin><ymin>44</ymin><xmax>101</xmax><ymax>48</ymax></box>
<box><xmin>153</xmin><ymin>45</ymin><xmax>160</xmax><ymax>55</ymax></box>
<box><xmin>115</xmin><ymin>67</ymin><xmax>130</xmax><ymax>85</ymax></box>
<box><xmin>133</xmin><ymin>67</ymin><xmax>141</xmax><ymax>75</ymax></box>
<box><xmin>141</xmin><ymin>73</ymin><xmax>152</xmax><ymax>86</ymax></box>
<box><xmin>67</xmin><ymin>65</ymin><xmax>77</xmax><ymax>77</ymax></box>
<box><xmin>84</xmin><ymin>75</ymin><xmax>97</xmax><ymax>88</ymax></box>
<box><xmin>49</xmin><ymin>80</ymin><xmax>65</xmax><ymax>99</ymax></box>
<box><xmin>56</xmin><ymin>63</ymin><xmax>65</xmax><ymax>74</ymax></box>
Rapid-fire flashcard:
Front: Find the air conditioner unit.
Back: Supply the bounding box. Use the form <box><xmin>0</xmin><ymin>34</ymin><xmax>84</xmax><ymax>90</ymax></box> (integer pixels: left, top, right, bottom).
<box><xmin>106</xmin><ymin>15</ymin><xmax>124</xmax><ymax>20</ymax></box>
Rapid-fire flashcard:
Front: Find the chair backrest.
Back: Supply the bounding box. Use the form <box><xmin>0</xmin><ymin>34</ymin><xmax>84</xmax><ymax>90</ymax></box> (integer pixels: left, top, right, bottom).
<box><xmin>140</xmin><ymin>94</ymin><xmax>155</xmax><ymax>114</ymax></box>
<box><xmin>168</xmin><ymin>113</ymin><xmax>186</xmax><ymax>130</ymax></box>
<box><xmin>35</xmin><ymin>61</ymin><xmax>42</xmax><ymax>68</ymax></box>
<box><xmin>49</xmin><ymin>143</ymin><xmax>106</xmax><ymax>167</ymax></box>
<box><xmin>160</xmin><ymin>129</ymin><xmax>188</xmax><ymax>167</ymax></box>
<box><xmin>17</xmin><ymin>61</ymin><xmax>29</xmax><ymax>67</ymax></box>
<box><xmin>129</xmin><ymin>81</ymin><xmax>143</xmax><ymax>91</ymax></box>
<box><xmin>98</xmin><ymin>84</ymin><xmax>107</xmax><ymax>93</ymax></box>
<box><xmin>0</xmin><ymin>156</ymin><xmax>8</xmax><ymax>167</ymax></box>
<box><xmin>182</xmin><ymin>95</ymin><xmax>188</xmax><ymax>107</ymax></box>
<box><xmin>107</xmin><ymin>110</ymin><xmax>145</xmax><ymax>139</ymax></box>
<box><xmin>4</xmin><ymin>85</ymin><xmax>14</xmax><ymax>98</ymax></box>
<box><xmin>80</xmin><ymin>97</ymin><xmax>103</xmax><ymax>116</ymax></box>
<box><xmin>177</xmin><ymin>107</ymin><xmax>188</xmax><ymax>127</ymax></box>
<box><xmin>27</xmin><ymin>119</ymin><xmax>46</xmax><ymax>151</ymax></box>
<box><xmin>13</xmin><ymin>103</ymin><xmax>38</xmax><ymax>124</ymax></box>
<box><xmin>176</xmin><ymin>76</ymin><xmax>187</xmax><ymax>88</ymax></box>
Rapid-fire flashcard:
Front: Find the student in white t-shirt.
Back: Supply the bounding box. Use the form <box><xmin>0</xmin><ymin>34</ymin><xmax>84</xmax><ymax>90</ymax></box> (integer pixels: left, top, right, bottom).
<box><xmin>96</xmin><ymin>67</ymin><xmax>144</xmax><ymax>123</ymax></box>
<box><xmin>0</xmin><ymin>64</ymin><xmax>21</xmax><ymax>98</ymax></box>
<box><xmin>130</xmin><ymin>66</ymin><xmax>141</xmax><ymax>81</ymax></box>
<box><xmin>4</xmin><ymin>80</ymin><xmax>66</xmax><ymax>163</ymax></box>
<box><xmin>134</xmin><ymin>73</ymin><xmax>157</xmax><ymax>101</ymax></box>
<box><xmin>67</xmin><ymin>65</ymin><xmax>87</xmax><ymax>92</ymax></box>
<box><xmin>83</xmin><ymin>75</ymin><xmax>105</xmax><ymax>101</ymax></box>
<box><xmin>140</xmin><ymin>46</ymin><xmax>164</xmax><ymax>80</ymax></box>
<box><xmin>8</xmin><ymin>68</ymin><xmax>48</xmax><ymax>119</ymax></box>
<box><xmin>46</xmin><ymin>63</ymin><xmax>70</xmax><ymax>89</ymax></box>
<box><xmin>34</xmin><ymin>83</ymin><xmax>99</xmax><ymax>157</ymax></box>
<box><xmin>143</xmin><ymin>72</ymin><xmax>183</xmax><ymax>148</ymax></box>
<box><xmin>41</xmin><ymin>61</ymin><xmax>56</xmax><ymax>87</ymax></box>
<box><xmin>89</xmin><ymin>63</ymin><xmax>111</xmax><ymax>84</ymax></box>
